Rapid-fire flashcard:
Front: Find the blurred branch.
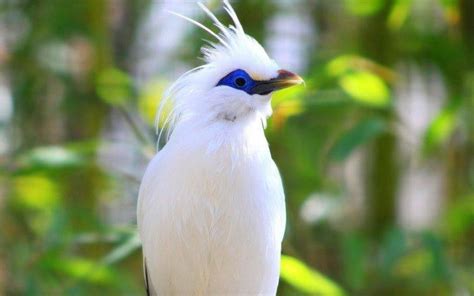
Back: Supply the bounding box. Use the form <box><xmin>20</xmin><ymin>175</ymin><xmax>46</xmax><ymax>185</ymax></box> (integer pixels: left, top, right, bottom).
<box><xmin>117</xmin><ymin>106</ymin><xmax>154</xmax><ymax>150</ymax></box>
<box><xmin>101</xmin><ymin>232</ymin><xmax>141</xmax><ymax>265</ymax></box>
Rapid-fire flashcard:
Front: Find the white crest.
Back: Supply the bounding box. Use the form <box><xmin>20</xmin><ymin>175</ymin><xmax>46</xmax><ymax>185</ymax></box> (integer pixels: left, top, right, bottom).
<box><xmin>156</xmin><ymin>0</ymin><xmax>279</xmax><ymax>149</ymax></box>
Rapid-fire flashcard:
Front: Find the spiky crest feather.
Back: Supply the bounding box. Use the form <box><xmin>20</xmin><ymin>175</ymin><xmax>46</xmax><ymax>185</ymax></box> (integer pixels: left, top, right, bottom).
<box><xmin>155</xmin><ymin>1</ymin><xmax>278</xmax><ymax>149</ymax></box>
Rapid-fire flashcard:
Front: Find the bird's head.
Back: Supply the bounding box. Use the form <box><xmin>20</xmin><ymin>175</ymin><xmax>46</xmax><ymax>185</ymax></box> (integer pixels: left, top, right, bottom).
<box><xmin>158</xmin><ymin>1</ymin><xmax>303</xmax><ymax>139</ymax></box>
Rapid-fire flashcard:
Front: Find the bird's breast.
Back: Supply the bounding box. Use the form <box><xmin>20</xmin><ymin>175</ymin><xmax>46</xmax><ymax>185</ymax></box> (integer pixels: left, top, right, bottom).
<box><xmin>138</xmin><ymin>123</ymin><xmax>285</xmax><ymax>294</ymax></box>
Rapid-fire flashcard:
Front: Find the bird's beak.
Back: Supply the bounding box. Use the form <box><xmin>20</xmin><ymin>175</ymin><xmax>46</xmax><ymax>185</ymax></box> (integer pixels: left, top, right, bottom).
<box><xmin>250</xmin><ymin>69</ymin><xmax>304</xmax><ymax>95</ymax></box>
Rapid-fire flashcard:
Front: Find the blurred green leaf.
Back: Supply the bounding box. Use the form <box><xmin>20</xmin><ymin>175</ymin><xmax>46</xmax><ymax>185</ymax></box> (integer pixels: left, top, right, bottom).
<box><xmin>12</xmin><ymin>174</ymin><xmax>61</xmax><ymax>234</ymax></box>
<box><xmin>327</xmin><ymin>55</ymin><xmax>395</xmax><ymax>83</ymax></box>
<box><xmin>381</xmin><ymin>228</ymin><xmax>407</xmax><ymax>275</ymax></box>
<box><xmin>280</xmin><ymin>255</ymin><xmax>346</xmax><ymax>296</ymax></box>
<box><xmin>327</xmin><ymin>55</ymin><xmax>359</xmax><ymax>77</ymax></box>
<box><xmin>329</xmin><ymin>118</ymin><xmax>386</xmax><ymax>161</ymax></box>
<box><xmin>270</xmin><ymin>85</ymin><xmax>307</xmax><ymax>129</ymax></box>
<box><xmin>272</xmin><ymin>83</ymin><xmax>307</xmax><ymax>106</ymax></box>
<box><xmin>344</xmin><ymin>0</ymin><xmax>385</xmax><ymax>16</ymax></box>
<box><xmin>46</xmin><ymin>257</ymin><xmax>115</xmax><ymax>284</ymax></box>
<box><xmin>440</xmin><ymin>0</ymin><xmax>459</xmax><ymax>6</ymax></box>
<box><xmin>439</xmin><ymin>0</ymin><xmax>460</xmax><ymax>25</ymax></box>
<box><xmin>441</xmin><ymin>195</ymin><xmax>474</xmax><ymax>239</ymax></box>
<box><xmin>326</xmin><ymin>56</ymin><xmax>393</xmax><ymax>108</ymax></box>
<box><xmin>458</xmin><ymin>267</ymin><xmax>474</xmax><ymax>294</ymax></box>
<box><xmin>342</xmin><ymin>234</ymin><xmax>366</xmax><ymax>290</ymax></box>
<box><xmin>395</xmin><ymin>248</ymin><xmax>431</xmax><ymax>278</ymax></box>
<box><xmin>13</xmin><ymin>175</ymin><xmax>60</xmax><ymax>210</ymax></box>
<box><xmin>387</xmin><ymin>0</ymin><xmax>412</xmax><ymax>30</ymax></box>
<box><xmin>101</xmin><ymin>233</ymin><xmax>141</xmax><ymax>265</ymax></box>
<box><xmin>138</xmin><ymin>80</ymin><xmax>167</xmax><ymax>126</ymax></box>
<box><xmin>20</xmin><ymin>146</ymin><xmax>84</xmax><ymax>170</ymax></box>
<box><xmin>422</xmin><ymin>233</ymin><xmax>449</xmax><ymax>280</ymax></box>
<box><xmin>339</xmin><ymin>71</ymin><xmax>390</xmax><ymax>107</ymax></box>
<box><xmin>423</xmin><ymin>105</ymin><xmax>458</xmax><ymax>152</ymax></box>
<box><xmin>96</xmin><ymin>67</ymin><xmax>133</xmax><ymax>106</ymax></box>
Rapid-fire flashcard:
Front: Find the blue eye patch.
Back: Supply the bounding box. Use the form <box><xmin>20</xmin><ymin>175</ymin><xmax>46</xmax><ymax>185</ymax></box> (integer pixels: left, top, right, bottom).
<box><xmin>216</xmin><ymin>68</ymin><xmax>300</xmax><ymax>95</ymax></box>
<box><xmin>216</xmin><ymin>69</ymin><xmax>264</xmax><ymax>95</ymax></box>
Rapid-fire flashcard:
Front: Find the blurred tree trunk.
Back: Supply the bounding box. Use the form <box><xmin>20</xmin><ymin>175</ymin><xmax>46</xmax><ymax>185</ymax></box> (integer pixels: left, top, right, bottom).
<box><xmin>457</xmin><ymin>0</ymin><xmax>474</xmax><ymax>255</ymax></box>
<box><xmin>358</xmin><ymin>1</ymin><xmax>398</xmax><ymax>237</ymax></box>
<box><xmin>459</xmin><ymin>0</ymin><xmax>474</xmax><ymax>187</ymax></box>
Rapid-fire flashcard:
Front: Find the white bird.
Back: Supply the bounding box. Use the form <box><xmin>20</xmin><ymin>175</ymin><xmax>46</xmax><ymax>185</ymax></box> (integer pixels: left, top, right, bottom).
<box><xmin>137</xmin><ymin>1</ymin><xmax>303</xmax><ymax>295</ymax></box>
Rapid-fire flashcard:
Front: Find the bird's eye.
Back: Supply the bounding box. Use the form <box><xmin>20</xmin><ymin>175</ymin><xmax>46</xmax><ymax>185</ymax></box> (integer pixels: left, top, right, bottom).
<box><xmin>234</xmin><ymin>77</ymin><xmax>246</xmax><ymax>87</ymax></box>
<box><xmin>216</xmin><ymin>69</ymin><xmax>254</xmax><ymax>93</ymax></box>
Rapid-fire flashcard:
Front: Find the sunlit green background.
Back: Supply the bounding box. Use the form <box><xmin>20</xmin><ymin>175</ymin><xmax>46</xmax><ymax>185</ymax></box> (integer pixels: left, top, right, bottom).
<box><xmin>1</xmin><ymin>0</ymin><xmax>473</xmax><ymax>295</ymax></box>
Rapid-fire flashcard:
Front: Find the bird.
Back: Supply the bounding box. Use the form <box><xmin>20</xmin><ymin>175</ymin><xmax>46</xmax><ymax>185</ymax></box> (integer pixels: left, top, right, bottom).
<box><xmin>137</xmin><ymin>1</ymin><xmax>303</xmax><ymax>295</ymax></box>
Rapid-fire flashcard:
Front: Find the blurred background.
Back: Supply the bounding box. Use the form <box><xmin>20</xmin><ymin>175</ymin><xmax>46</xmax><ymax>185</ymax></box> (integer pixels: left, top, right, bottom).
<box><xmin>0</xmin><ymin>0</ymin><xmax>473</xmax><ymax>295</ymax></box>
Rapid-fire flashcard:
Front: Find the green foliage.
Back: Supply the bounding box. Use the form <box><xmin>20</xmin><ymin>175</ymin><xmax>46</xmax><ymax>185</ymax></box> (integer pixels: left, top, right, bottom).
<box><xmin>441</xmin><ymin>195</ymin><xmax>474</xmax><ymax>239</ymax></box>
<box><xmin>96</xmin><ymin>68</ymin><xmax>134</xmax><ymax>106</ymax></box>
<box><xmin>138</xmin><ymin>80</ymin><xmax>168</xmax><ymax>126</ymax></box>
<box><xmin>329</xmin><ymin>118</ymin><xmax>387</xmax><ymax>161</ymax></box>
<box><xmin>280</xmin><ymin>255</ymin><xmax>346</xmax><ymax>296</ymax></box>
<box><xmin>341</xmin><ymin>234</ymin><xmax>366</xmax><ymax>290</ymax></box>
<box><xmin>387</xmin><ymin>0</ymin><xmax>412</xmax><ymax>30</ymax></box>
<box><xmin>101</xmin><ymin>233</ymin><xmax>141</xmax><ymax>265</ymax></box>
<box><xmin>423</xmin><ymin>103</ymin><xmax>459</xmax><ymax>153</ymax></box>
<box><xmin>339</xmin><ymin>71</ymin><xmax>390</xmax><ymax>107</ymax></box>
<box><xmin>327</xmin><ymin>55</ymin><xmax>392</xmax><ymax>108</ymax></box>
<box><xmin>344</xmin><ymin>0</ymin><xmax>385</xmax><ymax>16</ymax></box>
<box><xmin>18</xmin><ymin>146</ymin><xmax>86</xmax><ymax>170</ymax></box>
<box><xmin>43</xmin><ymin>257</ymin><xmax>116</xmax><ymax>285</ymax></box>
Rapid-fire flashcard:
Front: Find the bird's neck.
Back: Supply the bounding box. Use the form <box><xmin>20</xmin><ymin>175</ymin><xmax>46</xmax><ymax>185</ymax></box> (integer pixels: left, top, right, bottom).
<box><xmin>170</xmin><ymin>113</ymin><xmax>270</xmax><ymax>158</ymax></box>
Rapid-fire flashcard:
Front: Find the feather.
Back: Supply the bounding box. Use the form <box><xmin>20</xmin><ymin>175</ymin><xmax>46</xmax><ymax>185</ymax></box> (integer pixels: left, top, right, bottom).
<box><xmin>223</xmin><ymin>0</ymin><xmax>243</xmax><ymax>33</ymax></box>
<box><xmin>166</xmin><ymin>10</ymin><xmax>230</xmax><ymax>48</ymax></box>
<box><xmin>197</xmin><ymin>2</ymin><xmax>232</xmax><ymax>39</ymax></box>
<box><xmin>155</xmin><ymin>65</ymin><xmax>208</xmax><ymax>149</ymax></box>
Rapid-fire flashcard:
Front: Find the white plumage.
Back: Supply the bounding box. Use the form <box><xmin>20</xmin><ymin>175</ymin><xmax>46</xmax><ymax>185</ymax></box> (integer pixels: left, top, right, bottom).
<box><xmin>137</xmin><ymin>1</ymin><xmax>303</xmax><ymax>295</ymax></box>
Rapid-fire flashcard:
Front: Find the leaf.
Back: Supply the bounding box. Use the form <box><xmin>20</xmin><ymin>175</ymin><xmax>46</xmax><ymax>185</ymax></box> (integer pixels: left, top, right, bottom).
<box><xmin>280</xmin><ymin>255</ymin><xmax>346</xmax><ymax>296</ymax></box>
<box><xmin>20</xmin><ymin>146</ymin><xmax>84</xmax><ymax>170</ymax></box>
<box><xmin>381</xmin><ymin>228</ymin><xmax>406</xmax><ymax>275</ymax></box>
<box><xmin>96</xmin><ymin>67</ymin><xmax>133</xmax><ymax>106</ymax></box>
<box><xmin>272</xmin><ymin>83</ymin><xmax>306</xmax><ymax>106</ymax></box>
<box><xmin>339</xmin><ymin>71</ymin><xmax>390</xmax><ymax>107</ymax></box>
<box><xmin>329</xmin><ymin>118</ymin><xmax>386</xmax><ymax>161</ymax></box>
<box><xmin>342</xmin><ymin>234</ymin><xmax>366</xmax><ymax>290</ymax></box>
<box><xmin>138</xmin><ymin>80</ymin><xmax>168</xmax><ymax>126</ymax></box>
<box><xmin>327</xmin><ymin>55</ymin><xmax>359</xmax><ymax>77</ymax></box>
<box><xmin>270</xmin><ymin>83</ymin><xmax>306</xmax><ymax>129</ymax></box>
<box><xmin>423</xmin><ymin>105</ymin><xmax>458</xmax><ymax>152</ymax></box>
<box><xmin>45</xmin><ymin>257</ymin><xmax>115</xmax><ymax>284</ymax></box>
<box><xmin>12</xmin><ymin>174</ymin><xmax>61</xmax><ymax>234</ymax></box>
<box><xmin>441</xmin><ymin>195</ymin><xmax>474</xmax><ymax>239</ymax></box>
<box><xmin>101</xmin><ymin>233</ymin><xmax>141</xmax><ymax>265</ymax></box>
<box><xmin>387</xmin><ymin>0</ymin><xmax>412</xmax><ymax>30</ymax></box>
<box><xmin>326</xmin><ymin>55</ymin><xmax>395</xmax><ymax>83</ymax></box>
<box><xmin>421</xmin><ymin>233</ymin><xmax>449</xmax><ymax>279</ymax></box>
<box><xmin>13</xmin><ymin>175</ymin><xmax>60</xmax><ymax>210</ymax></box>
<box><xmin>394</xmin><ymin>248</ymin><xmax>431</xmax><ymax>278</ymax></box>
<box><xmin>344</xmin><ymin>0</ymin><xmax>385</xmax><ymax>16</ymax></box>
<box><xmin>439</xmin><ymin>0</ymin><xmax>459</xmax><ymax>25</ymax></box>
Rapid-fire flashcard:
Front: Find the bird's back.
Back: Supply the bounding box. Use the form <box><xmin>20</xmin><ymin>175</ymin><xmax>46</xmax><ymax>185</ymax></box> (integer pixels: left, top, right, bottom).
<box><xmin>137</xmin><ymin>121</ymin><xmax>286</xmax><ymax>295</ymax></box>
